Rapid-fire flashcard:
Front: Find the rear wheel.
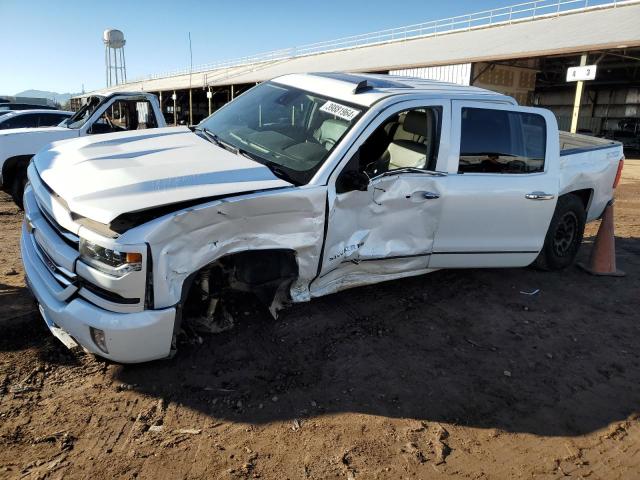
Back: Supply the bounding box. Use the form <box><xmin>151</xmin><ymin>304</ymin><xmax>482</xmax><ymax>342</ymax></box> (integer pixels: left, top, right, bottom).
<box><xmin>534</xmin><ymin>194</ymin><xmax>586</xmax><ymax>271</ymax></box>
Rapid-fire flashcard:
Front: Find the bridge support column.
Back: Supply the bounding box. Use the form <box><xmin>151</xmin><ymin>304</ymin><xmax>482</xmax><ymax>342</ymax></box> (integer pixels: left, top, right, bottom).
<box><xmin>570</xmin><ymin>53</ymin><xmax>588</xmax><ymax>133</ymax></box>
<box><xmin>172</xmin><ymin>91</ymin><xmax>177</xmax><ymax>126</ymax></box>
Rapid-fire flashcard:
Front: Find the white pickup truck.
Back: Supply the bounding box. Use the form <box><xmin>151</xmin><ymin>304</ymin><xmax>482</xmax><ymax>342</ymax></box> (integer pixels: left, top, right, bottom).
<box><xmin>21</xmin><ymin>73</ymin><xmax>624</xmax><ymax>363</ymax></box>
<box><xmin>1</xmin><ymin>92</ymin><xmax>165</xmax><ymax>207</ymax></box>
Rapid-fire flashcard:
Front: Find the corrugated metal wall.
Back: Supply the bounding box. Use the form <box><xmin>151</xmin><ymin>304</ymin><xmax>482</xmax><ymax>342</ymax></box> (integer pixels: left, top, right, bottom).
<box><xmin>389</xmin><ymin>64</ymin><xmax>472</xmax><ymax>86</ymax></box>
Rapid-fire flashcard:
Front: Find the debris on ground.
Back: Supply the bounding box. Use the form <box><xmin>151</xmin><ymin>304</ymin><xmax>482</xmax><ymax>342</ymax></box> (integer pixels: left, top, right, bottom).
<box><xmin>519</xmin><ymin>288</ymin><xmax>540</xmax><ymax>295</ymax></box>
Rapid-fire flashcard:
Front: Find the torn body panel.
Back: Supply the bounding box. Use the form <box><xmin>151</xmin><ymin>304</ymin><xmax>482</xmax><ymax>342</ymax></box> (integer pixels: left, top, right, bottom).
<box><xmin>126</xmin><ymin>186</ymin><xmax>327</xmax><ymax>311</ymax></box>
<box><xmin>312</xmin><ymin>173</ymin><xmax>443</xmax><ymax>296</ymax></box>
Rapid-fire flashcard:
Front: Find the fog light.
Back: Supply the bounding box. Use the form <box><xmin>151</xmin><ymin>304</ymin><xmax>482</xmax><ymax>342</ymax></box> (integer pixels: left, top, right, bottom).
<box><xmin>90</xmin><ymin>327</ymin><xmax>109</xmax><ymax>354</ymax></box>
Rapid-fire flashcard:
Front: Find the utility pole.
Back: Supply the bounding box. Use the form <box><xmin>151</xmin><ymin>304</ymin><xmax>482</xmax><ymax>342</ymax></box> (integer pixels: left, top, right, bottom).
<box><xmin>188</xmin><ymin>32</ymin><xmax>193</xmax><ymax>126</ymax></box>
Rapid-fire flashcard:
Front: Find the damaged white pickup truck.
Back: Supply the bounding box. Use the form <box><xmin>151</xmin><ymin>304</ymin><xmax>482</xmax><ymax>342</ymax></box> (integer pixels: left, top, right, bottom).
<box><xmin>21</xmin><ymin>73</ymin><xmax>624</xmax><ymax>363</ymax></box>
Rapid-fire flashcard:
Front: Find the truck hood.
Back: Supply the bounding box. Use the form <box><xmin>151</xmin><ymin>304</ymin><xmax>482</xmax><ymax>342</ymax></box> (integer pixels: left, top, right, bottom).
<box><xmin>34</xmin><ymin>127</ymin><xmax>292</xmax><ymax>225</ymax></box>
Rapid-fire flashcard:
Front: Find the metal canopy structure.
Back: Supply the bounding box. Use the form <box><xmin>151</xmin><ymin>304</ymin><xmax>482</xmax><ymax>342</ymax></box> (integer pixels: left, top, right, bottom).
<box><xmin>84</xmin><ymin>0</ymin><xmax>640</xmax><ymax>96</ymax></box>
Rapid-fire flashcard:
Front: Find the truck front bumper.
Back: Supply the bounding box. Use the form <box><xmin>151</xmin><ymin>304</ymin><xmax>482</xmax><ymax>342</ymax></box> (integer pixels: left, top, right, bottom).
<box><xmin>21</xmin><ymin>221</ymin><xmax>176</xmax><ymax>363</ymax></box>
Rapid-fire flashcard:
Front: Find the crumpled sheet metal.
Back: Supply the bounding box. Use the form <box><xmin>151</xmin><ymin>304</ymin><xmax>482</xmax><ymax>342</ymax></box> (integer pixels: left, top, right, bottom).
<box><xmin>126</xmin><ymin>187</ymin><xmax>327</xmax><ymax>309</ymax></box>
<box><xmin>311</xmin><ymin>174</ymin><xmax>441</xmax><ymax>297</ymax></box>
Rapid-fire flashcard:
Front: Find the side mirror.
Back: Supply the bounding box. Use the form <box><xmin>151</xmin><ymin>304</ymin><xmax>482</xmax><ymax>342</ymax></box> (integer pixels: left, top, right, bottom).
<box><xmin>346</xmin><ymin>170</ymin><xmax>370</xmax><ymax>191</ymax></box>
<box><xmin>336</xmin><ymin>149</ymin><xmax>370</xmax><ymax>194</ymax></box>
<box><xmin>336</xmin><ymin>169</ymin><xmax>370</xmax><ymax>194</ymax></box>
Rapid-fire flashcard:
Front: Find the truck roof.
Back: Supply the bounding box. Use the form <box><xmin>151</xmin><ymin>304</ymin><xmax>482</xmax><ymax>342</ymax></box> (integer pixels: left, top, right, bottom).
<box><xmin>275</xmin><ymin>72</ymin><xmax>517</xmax><ymax>107</ymax></box>
<box><xmin>0</xmin><ymin>109</ymin><xmax>73</xmax><ymax>116</ymax></box>
<box><xmin>80</xmin><ymin>91</ymin><xmax>158</xmax><ymax>101</ymax></box>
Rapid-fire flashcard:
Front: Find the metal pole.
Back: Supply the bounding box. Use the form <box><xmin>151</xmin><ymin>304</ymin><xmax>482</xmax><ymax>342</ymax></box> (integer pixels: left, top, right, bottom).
<box><xmin>105</xmin><ymin>46</ymin><xmax>109</xmax><ymax>87</ymax></box>
<box><xmin>231</xmin><ymin>85</ymin><xmax>235</xmax><ymax>100</ymax></box>
<box><xmin>121</xmin><ymin>48</ymin><xmax>127</xmax><ymax>83</ymax></box>
<box><xmin>173</xmin><ymin>91</ymin><xmax>177</xmax><ymax>126</ymax></box>
<box><xmin>570</xmin><ymin>53</ymin><xmax>588</xmax><ymax>133</ymax></box>
<box><xmin>188</xmin><ymin>32</ymin><xmax>193</xmax><ymax>126</ymax></box>
<box><xmin>113</xmin><ymin>48</ymin><xmax>118</xmax><ymax>85</ymax></box>
<box><xmin>108</xmin><ymin>48</ymin><xmax>113</xmax><ymax>87</ymax></box>
<box><xmin>208</xmin><ymin>89</ymin><xmax>212</xmax><ymax>116</ymax></box>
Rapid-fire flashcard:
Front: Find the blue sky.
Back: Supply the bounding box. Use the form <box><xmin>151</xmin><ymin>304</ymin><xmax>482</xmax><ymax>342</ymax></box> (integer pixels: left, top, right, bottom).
<box><xmin>0</xmin><ymin>0</ymin><xmax>512</xmax><ymax>94</ymax></box>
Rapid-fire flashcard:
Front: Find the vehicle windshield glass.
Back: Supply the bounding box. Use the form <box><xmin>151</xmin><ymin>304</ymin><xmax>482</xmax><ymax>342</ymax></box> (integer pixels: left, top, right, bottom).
<box><xmin>66</xmin><ymin>96</ymin><xmax>104</xmax><ymax>129</ymax></box>
<box><xmin>198</xmin><ymin>81</ymin><xmax>365</xmax><ymax>184</ymax></box>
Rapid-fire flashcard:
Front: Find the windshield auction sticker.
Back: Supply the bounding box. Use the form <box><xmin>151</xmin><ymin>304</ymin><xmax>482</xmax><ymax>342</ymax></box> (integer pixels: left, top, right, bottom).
<box><xmin>319</xmin><ymin>101</ymin><xmax>361</xmax><ymax>121</ymax></box>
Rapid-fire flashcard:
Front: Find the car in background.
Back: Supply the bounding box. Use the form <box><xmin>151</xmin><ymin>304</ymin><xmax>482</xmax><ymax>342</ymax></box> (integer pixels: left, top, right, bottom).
<box><xmin>0</xmin><ymin>92</ymin><xmax>166</xmax><ymax>208</ymax></box>
<box><xmin>0</xmin><ymin>110</ymin><xmax>73</xmax><ymax>130</ymax></box>
<box><xmin>0</xmin><ymin>103</ymin><xmax>58</xmax><ymax>111</ymax></box>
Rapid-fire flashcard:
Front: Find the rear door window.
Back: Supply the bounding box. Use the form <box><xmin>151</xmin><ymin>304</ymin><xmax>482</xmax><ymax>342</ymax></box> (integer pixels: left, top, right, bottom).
<box><xmin>459</xmin><ymin>107</ymin><xmax>546</xmax><ymax>174</ymax></box>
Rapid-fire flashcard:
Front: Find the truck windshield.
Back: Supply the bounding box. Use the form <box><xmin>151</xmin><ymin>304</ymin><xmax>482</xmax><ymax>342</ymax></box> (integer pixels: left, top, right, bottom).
<box><xmin>65</xmin><ymin>96</ymin><xmax>104</xmax><ymax>129</ymax></box>
<box><xmin>197</xmin><ymin>82</ymin><xmax>365</xmax><ymax>184</ymax></box>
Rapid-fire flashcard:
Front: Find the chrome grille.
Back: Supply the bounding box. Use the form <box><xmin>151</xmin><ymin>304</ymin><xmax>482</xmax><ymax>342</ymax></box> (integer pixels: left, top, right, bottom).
<box><xmin>30</xmin><ymin>233</ymin><xmax>77</xmax><ymax>288</ymax></box>
<box><xmin>35</xmin><ymin>197</ymin><xmax>79</xmax><ymax>247</ymax></box>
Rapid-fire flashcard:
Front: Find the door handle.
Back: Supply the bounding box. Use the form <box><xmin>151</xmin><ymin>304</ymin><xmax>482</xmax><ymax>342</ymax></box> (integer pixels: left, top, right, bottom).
<box><xmin>422</xmin><ymin>192</ymin><xmax>440</xmax><ymax>200</ymax></box>
<box><xmin>525</xmin><ymin>191</ymin><xmax>555</xmax><ymax>200</ymax></box>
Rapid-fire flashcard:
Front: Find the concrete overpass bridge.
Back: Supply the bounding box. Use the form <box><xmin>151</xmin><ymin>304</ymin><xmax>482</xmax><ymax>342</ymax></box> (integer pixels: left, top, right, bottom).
<box><xmin>79</xmin><ymin>0</ymin><xmax>640</xmax><ymax>138</ymax></box>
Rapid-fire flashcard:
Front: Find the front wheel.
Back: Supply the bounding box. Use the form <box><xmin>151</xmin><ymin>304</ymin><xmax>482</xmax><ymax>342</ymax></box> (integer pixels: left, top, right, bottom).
<box><xmin>534</xmin><ymin>194</ymin><xmax>586</xmax><ymax>271</ymax></box>
<box><xmin>10</xmin><ymin>167</ymin><xmax>28</xmax><ymax>210</ymax></box>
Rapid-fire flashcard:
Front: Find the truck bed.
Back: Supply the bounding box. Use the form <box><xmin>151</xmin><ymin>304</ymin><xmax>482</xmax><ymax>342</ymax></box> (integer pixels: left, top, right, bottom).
<box><xmin>558</xmin><ymin>131</ymin><xmax>623</xmax><ymax>222</ymax></box>
<box><xmin>559</xmin><ymin>130</ymin><xmax>618</xmax><ymax>154</ymax></box>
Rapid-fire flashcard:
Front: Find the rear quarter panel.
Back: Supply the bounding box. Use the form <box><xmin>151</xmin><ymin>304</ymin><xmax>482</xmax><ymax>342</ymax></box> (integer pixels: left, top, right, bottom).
<box><xmin>558</xmin><ymin>145</ymin><xmax>623</xmax><ymax>221</ymax></box>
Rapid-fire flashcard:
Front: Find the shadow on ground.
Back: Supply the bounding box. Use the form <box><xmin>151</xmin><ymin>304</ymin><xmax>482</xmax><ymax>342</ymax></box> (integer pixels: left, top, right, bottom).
<box><xmin>0</xmin><ymin>282</ymin><xmax>81</xmax><ymax>366</ymax></box>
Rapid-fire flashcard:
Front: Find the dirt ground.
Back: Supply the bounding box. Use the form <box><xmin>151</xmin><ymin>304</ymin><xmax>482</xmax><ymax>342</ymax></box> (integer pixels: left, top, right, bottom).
<box><xmin>0</xmin><ymin>162</ymin><xmax>639</xmax><ymax>480</ymax></box>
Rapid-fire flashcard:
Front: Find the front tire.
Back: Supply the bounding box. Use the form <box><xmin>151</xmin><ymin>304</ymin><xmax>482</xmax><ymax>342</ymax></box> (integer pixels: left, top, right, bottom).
<box><xmin>534</xmin><ymin>194</ymin><xmax>586</xmax><ymax>271</ymax></box>
<box><xmin>10</xmin><ymin>167</ymin><xmax>28</xmax><ymax>210</ymax></box>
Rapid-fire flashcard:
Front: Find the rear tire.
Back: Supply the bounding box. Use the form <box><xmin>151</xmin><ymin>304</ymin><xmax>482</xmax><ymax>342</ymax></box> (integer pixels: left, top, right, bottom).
<box><xmin>10</xmin><ymin>167</ymin><xmax>28</xmax><ymax>210</ymax></box>
<box><xmin>534</xmin><ymin>194</ymin><xmax>586</xmax><ymax>271</ymax></box>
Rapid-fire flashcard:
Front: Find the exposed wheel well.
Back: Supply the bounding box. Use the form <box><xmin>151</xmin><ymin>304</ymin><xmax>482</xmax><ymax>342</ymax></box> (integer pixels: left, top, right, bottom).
<box><xmin>173</xmin><ymin>249</ymin><xmax>299</xmax><ymax>337</ymax></box>
<box><xmin>564</xmin><ymin>188</ymin><xmax>592</xmax><ymax>213</ymax></box>
<box><xmin>1</xmin><ymin>155</ymin><xmax>33</xmax><ymax>191</ymax></box>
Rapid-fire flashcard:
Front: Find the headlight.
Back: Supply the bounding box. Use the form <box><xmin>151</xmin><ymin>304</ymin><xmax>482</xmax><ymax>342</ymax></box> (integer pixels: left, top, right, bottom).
<box><xmin>79</xmin><ymin>238</ymin><xmax>143</xmax><ymax>277</ymax></box>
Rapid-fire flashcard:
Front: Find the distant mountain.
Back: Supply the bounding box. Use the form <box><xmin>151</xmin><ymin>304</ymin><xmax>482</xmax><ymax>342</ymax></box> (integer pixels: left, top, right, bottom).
<box><xmin>14</xmin><ymin>90</ymin><xmax>80</xmax><ymax>105</ymax></box>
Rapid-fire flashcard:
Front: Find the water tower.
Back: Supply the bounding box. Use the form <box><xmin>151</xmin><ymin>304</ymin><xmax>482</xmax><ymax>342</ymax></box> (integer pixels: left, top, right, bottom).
<box><xmin>103</xmin><ymin>29</ymin><xmax>127</xmax><ymax>87</ymax></box>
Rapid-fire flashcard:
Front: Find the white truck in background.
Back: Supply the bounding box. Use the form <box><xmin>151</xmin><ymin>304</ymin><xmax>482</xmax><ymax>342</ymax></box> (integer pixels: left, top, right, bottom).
<box><xmin>21</xmin><ymin>73</ymin><xmax>624</xmax><ymax>363</ymax></box>
<box><xmin>0</xmin><ymin>92</ymin><xmax>165</xmax><ymax>207</ymax></box>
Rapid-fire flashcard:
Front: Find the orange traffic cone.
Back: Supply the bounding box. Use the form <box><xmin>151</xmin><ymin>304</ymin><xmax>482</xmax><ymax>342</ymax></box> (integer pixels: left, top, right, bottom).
<box><xmin>578</xmin><ymin>201</ymin><xmax>625</xmax><ymax>277</ymax></box>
